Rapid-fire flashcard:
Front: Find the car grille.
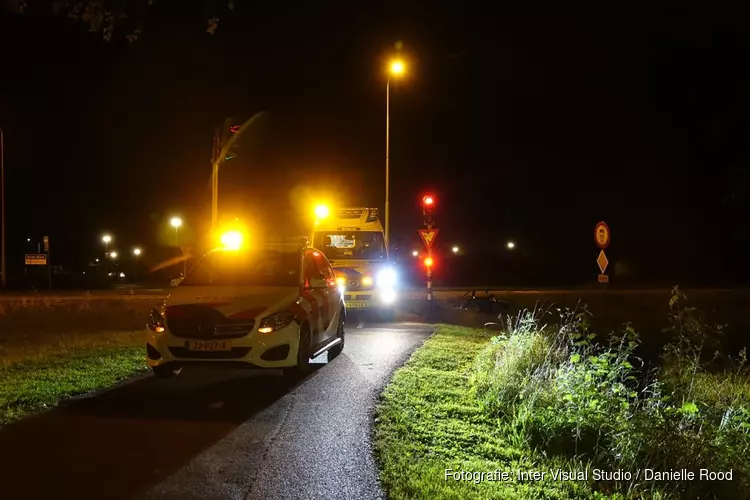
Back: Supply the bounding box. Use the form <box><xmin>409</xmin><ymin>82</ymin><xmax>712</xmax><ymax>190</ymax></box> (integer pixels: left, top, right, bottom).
<box><xmin>166</xmin><ymin>304</ymin><xmax>255</xmax><ymax>339</ymax></box>
<box><xmin>168</xmin><ymin>347</ymin><xmax>252</xmax><ymax>359</ymax></box>
<box><xmin>344</xmin><ymin>294</ymin><xmax>372</xmax><ymax>301</ymax></box>
<box><xmin>344</xmin><ymin>279</ymin><xmax>373</xmax><ymax>291</ymax></box>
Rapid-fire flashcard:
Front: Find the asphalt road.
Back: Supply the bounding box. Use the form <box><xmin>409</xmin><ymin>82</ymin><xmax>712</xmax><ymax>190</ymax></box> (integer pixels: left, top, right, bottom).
<box><xmin>0</xmin><ymin>316</ymin><xmax>433</xmax><ymax>500</ymax></box>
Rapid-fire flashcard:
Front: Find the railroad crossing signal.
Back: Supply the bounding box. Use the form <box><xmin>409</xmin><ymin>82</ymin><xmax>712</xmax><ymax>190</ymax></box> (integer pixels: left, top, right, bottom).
<box><xmin>422</xmin><ymin>194</ymin><xmax>436</xmax><ymax>226</ymax></box>
<box><xmin>418</xmin><ymin>228</ymin><xmax>439</xmax><ymax>250</ymax></box>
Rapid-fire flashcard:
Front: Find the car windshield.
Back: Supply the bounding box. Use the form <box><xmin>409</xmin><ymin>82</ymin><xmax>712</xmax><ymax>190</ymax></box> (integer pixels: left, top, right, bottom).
<box><xmin>180</xmin><ymin>249</ymin><xmax>301</xmax><ymax>287</ymax></box>
<box><xmin>314</xmin><ymin>231</ymin><xmax>387</xmax><ymax>261</ymax></box>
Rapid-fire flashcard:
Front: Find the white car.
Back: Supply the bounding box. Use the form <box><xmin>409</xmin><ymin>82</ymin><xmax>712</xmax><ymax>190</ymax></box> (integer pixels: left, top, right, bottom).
<box><xmin>146</xmin><ymin>241</ymin><xmax>345</xmax><ymax>377</ymax></box>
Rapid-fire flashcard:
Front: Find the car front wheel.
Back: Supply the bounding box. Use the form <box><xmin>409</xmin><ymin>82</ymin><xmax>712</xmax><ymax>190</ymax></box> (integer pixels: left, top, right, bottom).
<box><xmin>284</xmin><ymin>322</ymin><xmax>312</xmax><ymax>376</ymax></box>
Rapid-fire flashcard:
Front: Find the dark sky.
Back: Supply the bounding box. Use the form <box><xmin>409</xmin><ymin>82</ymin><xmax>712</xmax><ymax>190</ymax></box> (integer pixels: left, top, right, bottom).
<box><xmin>1</xmin><ymin>1</ymin><xmax>750</xmax><ymax>285</ymax></box>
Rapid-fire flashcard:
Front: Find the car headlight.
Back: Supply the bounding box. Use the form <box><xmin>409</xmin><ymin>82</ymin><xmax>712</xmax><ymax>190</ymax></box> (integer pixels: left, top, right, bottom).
<box><xmin>377</xmin><ymin>268</ymin><xmax>397</xmax><ymax>288</ymax></box>
<box><xmin>147</xmin><ymin>308</ymin><xmax>165</xmax><ymax>333</ymax></box>
<box><xmin>258</xmin><ymin>310</ymin><xmax>295</xmax><ymax>334</ymax></box>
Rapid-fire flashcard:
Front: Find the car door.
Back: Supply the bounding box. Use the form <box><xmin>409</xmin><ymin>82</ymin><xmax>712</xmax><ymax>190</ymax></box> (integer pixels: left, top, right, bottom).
<box><xmin>315</xmin><ymin>252</ymin><xmax>341</xmax><ymax>339</ymax></box>
<box><xmin>302</xmin><ymin>250</ymin><xmax>328</xmax><ymax>347</ymax></box>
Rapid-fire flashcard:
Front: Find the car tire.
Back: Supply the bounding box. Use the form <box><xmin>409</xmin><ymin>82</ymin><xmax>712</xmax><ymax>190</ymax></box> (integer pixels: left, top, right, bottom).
<box><xmin>152</xmin><ymin>365</ymin><xmax>181</xmax><ymax>378</ymax></box>
<box><xmin>284</xmin><ymin>322</ymin><xmax>312</xmax><ymax>376</ymax></box>
<box><xmin>328</xmin><ymin>310</ymin><xmax>345</xmax><ymax>361</ymax></box>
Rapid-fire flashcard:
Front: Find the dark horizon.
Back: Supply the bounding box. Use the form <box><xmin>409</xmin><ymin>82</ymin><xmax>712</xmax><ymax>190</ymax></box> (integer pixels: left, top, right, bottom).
<box><xmin>2</xmin><ymin>2</ymin><xmax>750</xmax><ymax>286</ymax></box>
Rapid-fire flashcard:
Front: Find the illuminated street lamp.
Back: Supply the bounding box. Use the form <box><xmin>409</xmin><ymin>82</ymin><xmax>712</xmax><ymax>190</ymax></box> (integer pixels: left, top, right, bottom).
<box><xmin>412</xmin><ymin>250</ymin><xmax>418</xmax><ymax>257</ymax></box>
<box><xmin>170</xmin><ymin>217</ymin><xmax>186</xmax><ymax>275</ymax></box>
<box><xmin>133</xmin><ymin>247</ymin><xmax>142</xmax><ymax>283</ymax></box>
<box><xmin>452</xmin><ymin>246</ymin><xmax>459</xmax><ymax>254</ymax></box>
<box><xmin>385</xmin><ymin>56</ymin><xmax>407</xmax><ymax>253</ymax></box>
<box><xmin>110</xmin><ymin>251</ymin><xmax>118</xmax><ymax>259</ymax></box>
<box><xmin>507</xmin><ymin>241</ymin><xmax>515</xmax><ymax>250</ymax></box>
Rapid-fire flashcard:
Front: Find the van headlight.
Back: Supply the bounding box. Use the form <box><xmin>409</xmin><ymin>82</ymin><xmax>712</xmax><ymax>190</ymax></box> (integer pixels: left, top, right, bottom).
<box><xmin>377</xmin><ymin>268</ymin><xmax>397</xmax><ymax>288</ymax></box>
<box><xmin>258</xmin><ymin>310</ymin><xmax>295</xmax><ymax>334</ymax></box>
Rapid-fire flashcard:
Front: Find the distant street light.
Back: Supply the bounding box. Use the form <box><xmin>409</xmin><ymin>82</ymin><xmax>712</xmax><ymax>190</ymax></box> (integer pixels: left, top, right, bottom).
<box><xmin>452</xmin><ymin>246</ymin><xmax>459</xmax><ymax>254</ymax></box>
<box><xmin>412</xmin><ymin>250</ymin><xmax>418</xmax><ymax>257</ymax></box>
<box><xmin>110</xmin><ymin>251</ymin><xmax>118</xmax><ymax>259</ymax></box>
<box><xmin>133</xmin><ymin>247</ymin><xmax>142</xmax><ymax>283</ymax></box>
<box><xmin>170</xmin><ymin>216</ymin><xmax>182</xmax><ymax>245</ymax></box>
<box><xmin>170</xmin><ymin>217</ymin><xmax>187</xmax><ymax>276</ymax></box>
<box><xmin>384</xmin><ymin>56</ymin><xmax>407</xmax><ymax>253</ymax></box>
<box><xmin>507</xmin><ymin>241</ymin><xmax>515</xmax><ymax>250</ymax></box>
<box><xmin>102</xmin><ymin>234</ymin><xmax>112</xmax><ymax>274</ymax></box>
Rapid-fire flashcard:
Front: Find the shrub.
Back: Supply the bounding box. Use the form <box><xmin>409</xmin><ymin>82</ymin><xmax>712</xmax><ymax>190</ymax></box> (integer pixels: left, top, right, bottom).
<box><xmin>470</xmin><ymin>286</ymin><xmax>750</xmax><ymax>499</ymax></box>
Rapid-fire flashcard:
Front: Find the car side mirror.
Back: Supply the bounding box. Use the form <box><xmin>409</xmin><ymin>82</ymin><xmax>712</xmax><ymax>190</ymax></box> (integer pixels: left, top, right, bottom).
<box><xmin>171</xmin><ymin>277</ymin><xmax>183</xmax><ymax>287</ymax></box>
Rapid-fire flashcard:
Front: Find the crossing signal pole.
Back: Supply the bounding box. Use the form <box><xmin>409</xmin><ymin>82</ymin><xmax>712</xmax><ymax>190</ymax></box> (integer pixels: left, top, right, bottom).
<box><xmin>210</xmin><ymin>113</ymin><xmax>265</xmax><ymax>231</ymax></box>
<box><xmin>418</xmin><ymin>194</ymin><xmax>439</xmax><ymax>309</ymax></box>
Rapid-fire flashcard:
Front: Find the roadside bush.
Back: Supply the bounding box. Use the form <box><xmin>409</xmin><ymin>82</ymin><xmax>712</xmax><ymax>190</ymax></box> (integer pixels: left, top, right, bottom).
<box><xmin>471</xmin><ymin>286</ymin><xmax>750</xmax><ymax>499</ymax></box>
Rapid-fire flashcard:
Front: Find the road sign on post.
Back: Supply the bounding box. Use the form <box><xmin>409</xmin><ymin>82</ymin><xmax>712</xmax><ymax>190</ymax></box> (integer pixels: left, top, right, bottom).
<box><xmin>418</xmin><ymin>228</ymin><xmax>439</xmax><ymax>250</ymax></box>
<box><xmin>25</xmin><ymin>254</ymin><xmax>47</xmax><ymax>265</ymax></box>
<box><xmin>595</xmin><ymin>221</ymin><xmax>610</xmax><ymax>249</ymax></box>
<box><xmin>595</xmin><ymin>221</ymin><xmax>610</xmax><ymax>286</ymax></box>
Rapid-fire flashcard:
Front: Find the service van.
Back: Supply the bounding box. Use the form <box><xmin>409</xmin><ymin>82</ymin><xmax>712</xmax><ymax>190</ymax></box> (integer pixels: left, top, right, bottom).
<box><xmin>310</xmin><ymin>207</ymin><xmax>397</xmax><ymax>318</ymax></box>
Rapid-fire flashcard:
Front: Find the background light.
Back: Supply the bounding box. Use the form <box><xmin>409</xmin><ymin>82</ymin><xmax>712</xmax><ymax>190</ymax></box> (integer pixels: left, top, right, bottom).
<box><xmin>110</xmin><ymin>251</ymin><xmax>118</xmax><ymax>258</ymax></box>
<box><xmin>221</xmin><ymin>231</ymin><xmax>243</xmax><ymax>250</ymax></box>
<box><xmin>507</xmin><ymin>241</ymin><xmax>515</xmax><ymax>250</ymax></box>
<box><xmin>424</xmin><ymin>257</ymin><xmax>433</xmax><ymax>267</ymax></box>
<box><xmin>452</xmin><ymin>246</ymin><xmax>459</xmax><ymax>254</ymax></box>
<box><xmin>170</xmin><ymin>217</ymin><xmax>183</xmax><ymax>228</ymax></box>
<box><xmin>412</xmin><ymin>250</ymin><xmax>418</xmax><ymax>257</ymax></box>
<box><xmin>314</xmin><ymin>205</ymin><xmax>330</xmax><ymax>219</ymax></box>
<box><xmin>102</xmin><ymin>234</ymin><xmax>112</xmax><ymax>244</ymax></box>
<box><xmin>389</xmin><ymin>60</ymin><xmax>405</xmax><ymax>75</ymax></box>
<box><xmin>133</xmin><ymin>248</ymin><xmax>142</xmax><ymax>256</ymax></box>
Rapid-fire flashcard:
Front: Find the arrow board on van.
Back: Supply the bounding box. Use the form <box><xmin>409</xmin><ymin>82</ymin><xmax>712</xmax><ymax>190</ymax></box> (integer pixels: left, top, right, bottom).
<box><xmin>418</xmin><ymin>229</ymin><xmax>440</xmax><ymax>250</ymax></box>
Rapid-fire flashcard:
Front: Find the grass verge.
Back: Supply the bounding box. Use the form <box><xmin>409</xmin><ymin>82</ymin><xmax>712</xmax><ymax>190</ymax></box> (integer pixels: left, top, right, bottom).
<box><xmin>374</xmin><ymin>324</ymin><xmax>598</xmax><ymax>500</ymax></box>
<box><xmin>375</xmin><ymin>287</ymin><xmax>750</xmax><ymax>499</ymax></box>
<box><xmin>0</xmin><ymin>336</ymin><xmax>146</xmax><ymax>425</ymax></box>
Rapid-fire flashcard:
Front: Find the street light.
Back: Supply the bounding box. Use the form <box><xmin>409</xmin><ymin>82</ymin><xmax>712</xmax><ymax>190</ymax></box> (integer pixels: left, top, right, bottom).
<box><xmin>507</xmin><ymin>241</ymin><xmax>515</xmax><ymax>250</ymax></box>
<box><xmin>102</xmin><ymin>234</ymin><xmax>112</xmax><ymax>275</ymax></box>
<box><xmin>110</xmin><ymin>251</ymin><xmax>118</xmax><ymax>259</ymax></box>
<box><xmin>133</xmin><ymin>247</ymin><xmax>142</xmax><ymax>283</ymax></box>
<box><xmin>170</xmin><ymin>217</ymin><xmax>187</xmax><ymax>275</ymax></box>
<box><xmin>412</xmin><ymin>250</ymin><xmax>418</xmax><ymax>257</ymax></box>
<box><xmin>385</xmin><ymin>57</ymin><xmax>407</xmax><ymax>254</ymax></box>
<box><xmin>452</xmin><ymin>246</ymin><xmax>459</xmax><ymax>254</ymax></box>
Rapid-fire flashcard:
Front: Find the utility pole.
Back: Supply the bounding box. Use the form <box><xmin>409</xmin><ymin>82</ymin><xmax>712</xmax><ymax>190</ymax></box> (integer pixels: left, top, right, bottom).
<box><xmin>1</xmin><ymin>127</ymin><xmax>5</xmax><ymax>290</ymax></box>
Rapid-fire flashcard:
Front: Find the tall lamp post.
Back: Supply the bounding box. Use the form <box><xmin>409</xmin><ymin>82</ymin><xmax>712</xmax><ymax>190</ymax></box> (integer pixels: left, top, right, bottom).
<box><xmin>170</xmin><ymin>217</ymin><xmax>186</xmax><ymax>276</ymax></box>
<box><xmin>133</xmin><ymin>247</ymin><xmax>141</xmax><ymax>283</ymax></box>
<box><xmin>385</xmin><ymin>58</ymin><xmax>406</xmax><ymax>253</ymax></box>
<box><xmin>1</xmin><ymin>127</ymin><xmax>5</xmax><ymax>289</ymax></box>
<box><xmin>102</xmin><ymin>234</ymin><xmax>112</xmax><ymax>275</ymax></box>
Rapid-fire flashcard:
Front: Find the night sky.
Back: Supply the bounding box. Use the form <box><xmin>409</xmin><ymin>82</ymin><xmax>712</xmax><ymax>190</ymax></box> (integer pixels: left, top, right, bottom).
<box><xmin>1</xmin><ymin>2</ymin><xmax>750</xmax><ymax>286</ymax></box>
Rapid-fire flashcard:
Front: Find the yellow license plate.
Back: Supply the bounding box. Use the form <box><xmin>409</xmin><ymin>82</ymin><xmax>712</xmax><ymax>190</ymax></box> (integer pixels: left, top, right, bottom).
<box><xmin>188</xmin><ymin>340</ymin><xmax>232</xmax><ymax>351</ymax></box>
<box><xmin>346</xmin><ymin>301</ymin><xmax>366</xmax><ymax>309</ymax></box>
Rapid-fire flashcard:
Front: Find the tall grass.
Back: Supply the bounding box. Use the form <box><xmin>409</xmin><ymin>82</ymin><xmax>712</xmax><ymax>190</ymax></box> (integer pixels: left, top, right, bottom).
<box><xmin>471</xmin><ymin>286</ymin><xmax>750</xmax><ymax>499</ymax></box>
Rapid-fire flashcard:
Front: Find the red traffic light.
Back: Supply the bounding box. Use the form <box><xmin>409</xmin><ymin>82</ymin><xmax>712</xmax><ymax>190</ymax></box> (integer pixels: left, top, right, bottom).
<box><xmin>422</xmin><ymin>195</ymin><xmax>435</xmax><ymax>206</ymax></box>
